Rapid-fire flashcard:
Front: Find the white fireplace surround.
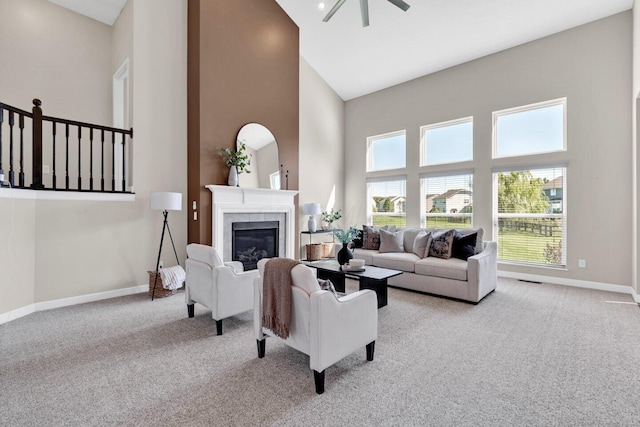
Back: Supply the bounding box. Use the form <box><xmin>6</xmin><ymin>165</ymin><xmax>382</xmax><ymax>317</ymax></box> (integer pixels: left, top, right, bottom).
<box><xmin>206</xmin><ymin>185</ymin><xmax>298</xmax><ymax>262</ymax></box>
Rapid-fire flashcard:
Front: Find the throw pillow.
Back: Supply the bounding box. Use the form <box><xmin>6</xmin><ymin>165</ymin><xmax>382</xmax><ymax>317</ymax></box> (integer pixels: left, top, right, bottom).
<box><xmin>351</xmin><ymin>229</ymin><xmax>364</xmax><ymax>249</ymax></box>
<box><xmin>317</xmin><ymin>278</ymin><xmax>338</xmax><ymax>298</ymax></box>
<box><xmin>452</xmin><ymin>231</ymin><xmax>478</xmax><ymax>261</ymax></box>
<box><xmin>412</xmin><ymin>231</ymin><xmax>432</xmax><ymax>258</ymax></box>
<box><xmin>362</xmin><ymin>225</ymin><xmax>397</xmax><ymax>250</ymax></box>
<box><xmin>379</xmin><ymin>229</ymin><xmax>405</xmax><ymax>253</ymax></box>
<box><xmin>428</xmin><ymin>229</ymin><xmax>455</xmax><ymax>259</ymax></box>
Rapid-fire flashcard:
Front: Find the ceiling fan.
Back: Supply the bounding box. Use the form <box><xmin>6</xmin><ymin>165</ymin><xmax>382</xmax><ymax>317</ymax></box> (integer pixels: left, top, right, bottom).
<box><xmin>322</xmin><ymin>0</ymin><xmax>411</xmax><ymax>27</ymax></box>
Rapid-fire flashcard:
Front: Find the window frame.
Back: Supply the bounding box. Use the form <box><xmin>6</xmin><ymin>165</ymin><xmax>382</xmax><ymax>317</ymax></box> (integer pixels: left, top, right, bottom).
<box><xmin>366</xmin><ymin>175</ymin><xmax>407</xmax><ymax>227</ymax></box>
<box><xmin>420</xmin><ymin>116</ymin><xmax>474</xmax><ymax>166</ymax></box>
<box><xmin>492</xmin><ymin>164</ymin><xmax>567</xmax><ymax>269</ymax></box>
<box><xmin>366</xmin><ymin>130</ymin><xmax>406</xmax><ymax>172</ymax></box>
<box><xmin>420</xmin><ymin>170</ymin><xmax>474</xmax><ymax>229</ymax></box>
<box><xmin>492</xmin><ymin>98</ymin><xmax>567</xmax><ymax>159</ymax></box>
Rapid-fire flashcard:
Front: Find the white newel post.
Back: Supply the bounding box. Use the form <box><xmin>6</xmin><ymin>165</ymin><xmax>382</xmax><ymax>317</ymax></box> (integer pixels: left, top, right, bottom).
<box><xmin>206</xmin><ymin>185</ymin><xmax>298</xmax><ymax>261</ymax></box>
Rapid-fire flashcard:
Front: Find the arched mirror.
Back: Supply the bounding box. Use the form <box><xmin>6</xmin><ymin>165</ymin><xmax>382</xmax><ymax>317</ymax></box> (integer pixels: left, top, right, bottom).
<box><xmin>237</xmin><ymin>123</ymin><xmax>280</xmax><ymax>189</ymax></box>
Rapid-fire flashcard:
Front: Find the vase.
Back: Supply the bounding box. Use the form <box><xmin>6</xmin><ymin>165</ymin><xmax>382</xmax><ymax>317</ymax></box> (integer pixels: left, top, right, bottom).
<box><xmin>227</xmin><ymin>165</ymin><xmax>239</xmax><ymax>186</ymax></box>
<box><xmin>337</xmin><ymin>242</ymin><xmax>353</xmax><ymax>266</ymax></box>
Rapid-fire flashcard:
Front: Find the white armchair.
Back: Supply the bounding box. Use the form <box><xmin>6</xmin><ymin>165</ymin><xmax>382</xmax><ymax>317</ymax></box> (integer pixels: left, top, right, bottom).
<box><xmin>254</xmin><ymin>258</ymin><xmax>378</xmax><ymax>394</ymax></box>
<box><xmin>185</xmin><ymin>244</ymin><xmax>259</xmax><ymax>335</ymax></box>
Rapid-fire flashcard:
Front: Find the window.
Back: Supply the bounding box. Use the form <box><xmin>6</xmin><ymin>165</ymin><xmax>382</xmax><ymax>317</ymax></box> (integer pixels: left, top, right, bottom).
<box><xmin>493</xmin><ymin>167</ymin><xmax>566</xmax><ymax>267</ymax></box>
<box><xmin>421</xmin><ymin>117</ymin><xmax>473</xmax><ymax>166</ymax></box>
<box><xmin>493</xmin><ymin>98</ymin><xmax>566</xmax><ymax>158</ymax></box>
<box><xmin>421</xmin><ymin>172</ymin><xmax>473</xmax><ymax>228</ymax></box>
<box><xmin>367</xmin><ymin>130</ymin><xmax>406</xmax><ymax>172</ymax></box>
<box><xmin>367</xmin><ymin>178</ymin><xmax>406</xmax><ymax>227</ymax></box>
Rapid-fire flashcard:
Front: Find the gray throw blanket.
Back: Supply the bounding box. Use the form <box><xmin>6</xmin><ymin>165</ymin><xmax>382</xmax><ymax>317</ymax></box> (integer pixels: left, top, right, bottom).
<box><xmin>262</xmin><ymin>258</ymin><xmax>300</xmax><ymax>339</ymax></box>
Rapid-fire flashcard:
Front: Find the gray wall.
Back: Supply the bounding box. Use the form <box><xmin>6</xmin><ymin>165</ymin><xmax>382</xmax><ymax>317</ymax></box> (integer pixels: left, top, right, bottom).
<box><xmin>344</xmin><ymin>12</ymin><xmax>632</xmax><ymax>288</ymax></box>
<box><xmin>299</xmin><ymin>58</ymin><xmax>345</xmax><ymax>256</ymax></box>
<box><xmin>0</xmin><ymin>0</ymin><xmax>188</xmax><ymax>314</ymax></box>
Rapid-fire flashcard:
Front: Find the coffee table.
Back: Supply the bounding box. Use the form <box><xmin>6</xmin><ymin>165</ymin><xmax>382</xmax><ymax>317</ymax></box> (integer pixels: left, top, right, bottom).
<box><xmin>306</xmin><ymin>260</ymin><xmax>402</xmax><ymax>308</ymax></box>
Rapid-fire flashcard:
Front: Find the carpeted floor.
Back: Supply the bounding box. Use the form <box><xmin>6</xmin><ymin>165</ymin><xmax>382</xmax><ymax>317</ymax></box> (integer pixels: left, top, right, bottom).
<box><xmin>2</xmin><ymin>278</ymin><xmax>640</xmax><ymax>426</ymax></box>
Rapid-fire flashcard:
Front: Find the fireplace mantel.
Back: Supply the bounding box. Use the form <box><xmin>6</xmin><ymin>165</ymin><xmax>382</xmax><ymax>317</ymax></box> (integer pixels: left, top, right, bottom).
<box><xmin>206</xmin><ymin>185</ymin><xmax>298</xmax><ymax>260</ymax></box>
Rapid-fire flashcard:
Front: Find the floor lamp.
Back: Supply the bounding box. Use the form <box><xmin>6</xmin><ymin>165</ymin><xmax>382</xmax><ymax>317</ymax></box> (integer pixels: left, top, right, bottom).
<box><xmin>150</xmin><ymin>191</ymin><xmax>182</xmax><ymax>300</ymax></box>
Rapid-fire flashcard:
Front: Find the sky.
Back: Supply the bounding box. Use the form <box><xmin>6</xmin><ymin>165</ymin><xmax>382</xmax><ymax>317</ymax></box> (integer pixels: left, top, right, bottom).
<box><xmin>370</xmin><ymin>103</ymin><xmax>564</xmax><ymax>173</ymax></box>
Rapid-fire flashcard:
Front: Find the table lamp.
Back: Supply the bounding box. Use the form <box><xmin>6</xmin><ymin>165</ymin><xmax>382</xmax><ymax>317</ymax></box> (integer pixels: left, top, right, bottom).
<box><xmin>303</xmin><ymin>202</ymin><xmax>321</xmax><ymax>233</ymax></box>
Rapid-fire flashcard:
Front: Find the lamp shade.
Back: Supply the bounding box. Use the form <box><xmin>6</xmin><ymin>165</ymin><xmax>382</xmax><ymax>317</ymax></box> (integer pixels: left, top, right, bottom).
<box><xmin>150</xmin><ymin>192</ymin><xmax>182</xmax><ymax>211</ymax></box>
<box><xmin>303</xmin><ymin>203</ymin><xmax>321</xmax><ymax>216</ymax></box>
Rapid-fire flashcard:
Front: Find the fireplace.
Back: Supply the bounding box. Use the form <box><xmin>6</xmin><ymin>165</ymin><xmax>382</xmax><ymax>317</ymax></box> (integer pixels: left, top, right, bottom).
<box><xmin>232</xmin><ymin>221</ymin><xmax>279</xmax><ymax>270</ymax></box>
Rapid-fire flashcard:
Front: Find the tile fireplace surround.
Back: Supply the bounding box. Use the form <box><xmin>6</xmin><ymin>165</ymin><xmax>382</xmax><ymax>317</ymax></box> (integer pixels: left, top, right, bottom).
<box><xmin>206</xmin><ymin>185</ymin><xmax>298</xmax><ymax>264</ymax></box>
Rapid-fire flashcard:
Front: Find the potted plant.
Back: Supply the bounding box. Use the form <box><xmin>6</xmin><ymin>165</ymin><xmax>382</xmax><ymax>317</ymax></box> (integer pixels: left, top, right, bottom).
<box><xmin>218</xmin><ymin>143</ymin><xmax>251</xmax><ymax>186</ymax></box>
<box><xmin>321</xmin><ymin>208</ymin><xmax>342</xmax><ymax>230</ymax></box>
<box><xmin>332</xmin><ymin>226</ymin><xmax>361</xmax><ymax>265</ymax></box>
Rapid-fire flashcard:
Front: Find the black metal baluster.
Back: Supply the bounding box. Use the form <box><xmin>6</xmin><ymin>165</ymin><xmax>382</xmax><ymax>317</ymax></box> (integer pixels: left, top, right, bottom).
<box><xmin>101</xmin><ymin>129</ymin><xmax>105</xmax><ymax>191</ymax></box>
<box><xmin>111</xmin><ymin>132</ymin><xmax>115</xmax><ymax>192</ymax></box>
<box><xmin>18</xmin><ymin>115</ymin><xmax>24</xmax><ymax>187</ymax></box>
<box><xmin>77</xmin><ymin>126</ymin><xmax>82</xmax><ymax>190</ymax></box>
<box><xmin>121</xmin><ymin>133</ymin><xmax>126</xmax><ymax>192</ymax></box>
<box><xmin>8</xmin><ymin>111</ymin><xmax>14</xmax><ymax>186</ymax></box>
<box><xmin>89</xmin><ymin>128</ymin><xmax>94</xmax><ymax>191</ymax></box>
<box><xmin>65</xmin><ymin>123</ymin><xmax>69</xmax><ymax>190</ymax></box>
<box><xmin>52</xmin><ymin>121</ymin><xmax>57</xmax><ymax>189</ymax></box>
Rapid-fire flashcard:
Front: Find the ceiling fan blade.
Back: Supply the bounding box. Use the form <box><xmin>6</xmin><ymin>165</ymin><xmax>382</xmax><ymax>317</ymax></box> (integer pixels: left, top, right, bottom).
<box><xmin>387</xmin><ymin>0</ymin><xmax>410</xmax><ymax>12</ymax></box>
<box><xmin>360</xmin><ymin>0</ymin><xmax>369</xmax><ymax>27</ymax></box>
<box><xmin>323</xmin><ymin>0</ymin><xmax>348</xmax><ymax>22</ymax></box>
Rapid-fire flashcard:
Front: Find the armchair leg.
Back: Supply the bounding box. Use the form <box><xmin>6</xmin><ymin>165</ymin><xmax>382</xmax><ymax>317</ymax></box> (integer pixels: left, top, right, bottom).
<box><xmin>187</xmin><ymin>304</ymin><xmax>194</xmax><ymax>318</ymax></box>
<box><xmin>257</xmin><ymin>339</ymin><xmax>265</xmax><ymax>358</ymax></box>
<box><xmin>216</xmin><ymin>319</ymin><xmax>223</xmax><ymax>335</ymax></box>
<box><xmin>366</xmin><ymin>341</ymin><xmax>375</xmax><ymax>361</ymax></box>
<box><xmin>314</xmin><ymin>370</ymin><xmax>325</xmax><ymax>394</ymax></box>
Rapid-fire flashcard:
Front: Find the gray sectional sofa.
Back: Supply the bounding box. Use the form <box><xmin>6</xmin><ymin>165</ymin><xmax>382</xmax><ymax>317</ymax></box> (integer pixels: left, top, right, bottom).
<box><xmin>352</xmin><ymin>227</ymin><xmax>497</xmax><ymax>303</ymax></box>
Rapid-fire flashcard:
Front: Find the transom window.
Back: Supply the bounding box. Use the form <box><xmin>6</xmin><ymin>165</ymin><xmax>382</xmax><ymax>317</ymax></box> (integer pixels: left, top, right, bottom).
<box><xmin>493</xmin><ymin>166</ymin><xmax>566</xmax><ymax>268</ymax></box>
<box><xmin>366</xmin><ymin>178</ymin><xmax>406</xmax><ymax>227</ymax></box>
<box><xmin>366</xmin><ymin>130</ymin><xmax>406</xmax><ymax>172</ymax></box>
<box><xmin>421</xmin><ymin>117</ymin><xmax>473</xmax><ymax>166</ymax></box>
<box><xmin>421</xmin><ymin>172</ymin><xmax>473</xmax><ymax>228</ymax></box>
<box><xmin>493</xmin><ymin>98</ymin><xmax>566</xmax><ymax>158</ymax></box>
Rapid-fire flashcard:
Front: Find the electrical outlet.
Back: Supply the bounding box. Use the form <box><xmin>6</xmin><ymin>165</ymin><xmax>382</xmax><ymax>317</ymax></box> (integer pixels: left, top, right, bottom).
<box><xmin>579</xmin><ymin>259</ymin><xmax>586</xmax><ymax>268</ymax></box>
<box><xmin>43</xmin><ymin>165</ymin><xmax>50</xmax><ymax>174</ymax></box>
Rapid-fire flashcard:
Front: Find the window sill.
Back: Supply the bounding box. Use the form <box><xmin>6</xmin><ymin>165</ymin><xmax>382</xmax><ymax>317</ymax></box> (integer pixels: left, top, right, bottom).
<box><xmin>0</xmin><ymin>187</ymin><xmax>135</xmax><ymax>202</ymax></box>
<box><xmin>498</xmin><ymin>260</ymin><xmax>568</xmax><ymax>272</ymax></box>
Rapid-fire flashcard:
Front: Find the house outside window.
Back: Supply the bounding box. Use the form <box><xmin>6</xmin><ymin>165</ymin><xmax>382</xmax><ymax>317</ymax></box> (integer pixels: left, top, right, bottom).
<box><xmin>366</xmin><ymin>177</ymin><xmax>407</xmax><ymax>227</ymax></box>
<box><xmin>421</xmin><ymin>172</ymin><xmax>473</xmax><ymax>228</ymax></box>
<box><xmin>366</xmin><ymin>130</ymin><xmax>406</xmax><ymax>172</ymax></box>
<box><xmin>493</xmin><ymin>167</ymin><xmax>566</xmax><ymax>267</ymax></box>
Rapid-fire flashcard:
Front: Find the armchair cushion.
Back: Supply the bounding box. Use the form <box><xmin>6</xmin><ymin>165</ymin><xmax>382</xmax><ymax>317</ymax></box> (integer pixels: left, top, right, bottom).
<box><xmin>186</xmin><ymin>243</ymin><xmax>223</xmax><ymax>267</ymax></box>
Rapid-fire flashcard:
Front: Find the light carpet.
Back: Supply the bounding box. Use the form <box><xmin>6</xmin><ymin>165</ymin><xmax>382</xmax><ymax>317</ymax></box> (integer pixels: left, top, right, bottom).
<box><xmin>2</xmin><ymin>278</ymin><xmax>640</xmax><ymax>426</ymax></box>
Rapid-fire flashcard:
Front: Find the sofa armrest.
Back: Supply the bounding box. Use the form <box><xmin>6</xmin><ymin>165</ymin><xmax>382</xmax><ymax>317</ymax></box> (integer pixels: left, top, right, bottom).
<box><xmin>467</xmin><ymin>241</ymin><xmax>497</xmax><ymax>302</ymax></box>
<box><xmin>309</xmin><ymin>289</ymin><xmax>378</xmax><ymax>372</ymax></box>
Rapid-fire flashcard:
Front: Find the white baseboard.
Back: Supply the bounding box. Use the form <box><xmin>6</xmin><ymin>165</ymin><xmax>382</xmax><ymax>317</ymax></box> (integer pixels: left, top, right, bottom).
<box><xmin>0</xmin><ymin>284</ymin><xmax>147</xmax><ymax>325</ymax></box>
<box><xmin>498</xmin><ymin>271</ymin><xmax>636</xmax><ymax>298</ymax></box>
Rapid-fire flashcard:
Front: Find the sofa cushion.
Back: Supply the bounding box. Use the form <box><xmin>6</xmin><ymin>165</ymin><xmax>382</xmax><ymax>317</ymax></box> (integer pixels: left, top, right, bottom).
<box><xmin>351</xmin><ymin>248</ymin><xmax>377</xmax><ymax>265</ymax></box>
<box><xmin>455</xmin><ymin>228</ymin><xmax>484</xmax><ymax>254</ymax></box>
<box><xmin>402</xmin><ymin>228</ymin><xmax>425</xmax><ymax>253</ymax></box>
<box><xmin>428</xmin><ymin>229</ymin><xmax>455</xmax><ymax>259</ymax></box>
<box><xmin>362</xmin><ymin>225</ymin><xmax>396</xmax><ymax>250</ymax></box>
<box><xmin>372</xmin><ymin>252</ymin><xmax>419</xmax><ymax>273</ymax></box>
<box><xmin>415</xmin><ymin>256</ymin><xmax>468</xmax><ymax>281</ymax></box>
<box><xmin>452</xmin><ymin>231</ymin><xmax>477</xmax><ymax>260</ymax></box>
<box><xmin>379</xmin><ymin>228</ymin><xmax>404</xmax><ymax>253</ymax></box>
<box><xmin>412</xmin><ymin>231</ymin><xmax>432</xmax><ymax>258</ymax></box>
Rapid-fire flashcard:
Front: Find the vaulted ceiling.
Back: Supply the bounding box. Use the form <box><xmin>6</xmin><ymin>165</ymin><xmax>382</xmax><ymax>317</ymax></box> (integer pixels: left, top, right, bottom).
<box><xmin>50</xmin><ymin>0</ymin><xmax>634</xmax><ymax>101</ymax></box>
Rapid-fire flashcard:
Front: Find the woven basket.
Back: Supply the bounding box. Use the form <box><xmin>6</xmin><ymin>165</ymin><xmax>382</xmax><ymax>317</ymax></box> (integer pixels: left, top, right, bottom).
<box><xmin>321</xmin><ymin>242</ymin><xmax>334</xmax><ymax>258</ymax></box>
<box><xmin>306</xmin><ymin>243</ymin><xmax>323</xmax><ymax>261</ymax></box>
<box><xmin>148</xmin><ymin>271</ymin><xmax>176</xmax><ymax>298</ymax></box>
